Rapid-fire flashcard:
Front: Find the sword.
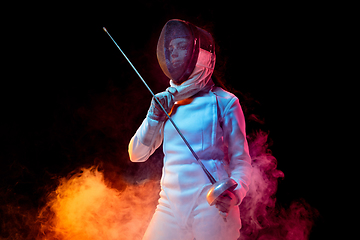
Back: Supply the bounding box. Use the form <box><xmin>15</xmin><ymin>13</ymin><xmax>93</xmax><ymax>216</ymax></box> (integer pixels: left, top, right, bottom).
<box><xmin>103</xmin><ymin>27</ymin><xmax>237</xmax><ymax>221</ymax></box>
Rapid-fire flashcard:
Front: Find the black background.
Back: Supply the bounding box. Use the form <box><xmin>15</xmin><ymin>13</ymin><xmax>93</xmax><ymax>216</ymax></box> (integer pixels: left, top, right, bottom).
<box><xmin>1</xmin><ymin>1</ymin><xmax>339</xmax><ymax>239</ymax></box>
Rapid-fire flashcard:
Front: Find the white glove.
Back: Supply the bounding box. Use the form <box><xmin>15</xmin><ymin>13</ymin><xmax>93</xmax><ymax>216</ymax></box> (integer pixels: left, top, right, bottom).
<box><xmin>147</xmin><ymin>87</ymin><xmax>177</xmax><ymax>121</ymax></box>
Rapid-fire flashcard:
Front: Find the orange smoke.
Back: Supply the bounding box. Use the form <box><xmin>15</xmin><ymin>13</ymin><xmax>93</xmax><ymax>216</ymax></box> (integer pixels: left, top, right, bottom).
<box><xmin>38</xmin><ymin>167</ymin><xmax>160</xmax><ymax>240</ymax></box>
<box><xmin>35</xmin><ymin>131</ymin><xmax>318</xmax><ymax>240</ymax></box>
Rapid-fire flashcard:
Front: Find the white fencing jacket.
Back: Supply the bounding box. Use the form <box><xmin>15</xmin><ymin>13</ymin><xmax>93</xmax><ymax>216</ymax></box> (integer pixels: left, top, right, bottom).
<box><xmin>129</xmin><ymin>82</ymin><xmax>252</xmax><ymax>222</ymax></box>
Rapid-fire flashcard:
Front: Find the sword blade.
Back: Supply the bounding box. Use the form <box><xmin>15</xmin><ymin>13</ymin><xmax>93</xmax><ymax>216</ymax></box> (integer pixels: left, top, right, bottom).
<box><xmin>103</xmin><ymin>27</ymin><xmax>216</xmax><ymax>184</ymax></box>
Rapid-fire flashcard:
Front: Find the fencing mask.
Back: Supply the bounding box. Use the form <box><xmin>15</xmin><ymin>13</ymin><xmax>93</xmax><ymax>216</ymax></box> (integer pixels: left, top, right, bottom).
<box><xmin>157</xmin><ymin>19</ymin><xmax>215</xmax><ymax>84</ymax></box>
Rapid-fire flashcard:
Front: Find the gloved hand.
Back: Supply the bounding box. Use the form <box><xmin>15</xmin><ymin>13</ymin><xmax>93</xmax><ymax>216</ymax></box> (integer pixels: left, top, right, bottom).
<box><xmin>215</xmin><ymin>189</ymin><xmax>238</xmax><ymax>221</ymax></box>
<box><xmin>147</xmin><ymin>87</ymin><xmax>177</xmax><ymax>121</ymax></box>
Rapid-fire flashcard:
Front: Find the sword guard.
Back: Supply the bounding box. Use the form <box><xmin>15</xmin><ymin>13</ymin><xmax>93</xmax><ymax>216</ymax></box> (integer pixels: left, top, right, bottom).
<box><xmin>206</xmin><ymin>178</ymin><xmax>238</xmax><ymax>206</ymax></box>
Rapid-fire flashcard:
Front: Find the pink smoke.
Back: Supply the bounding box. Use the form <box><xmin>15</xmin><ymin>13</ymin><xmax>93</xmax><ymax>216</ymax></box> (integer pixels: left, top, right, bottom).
<box><xmin>35</xmin><ymin>130</ymin><xmax>318</xmax><ymax>240</ymax></box>
<box><xmin>240</xmin><ymin>131</ymin><xmax>319</xmax><ymax>239</ymax></box>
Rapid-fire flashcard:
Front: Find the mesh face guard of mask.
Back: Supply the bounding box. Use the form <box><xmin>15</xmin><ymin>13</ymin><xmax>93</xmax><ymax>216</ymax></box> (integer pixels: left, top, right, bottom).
<box><xmin>157</xmin><ymin>19</ymin><xmax>215</xmax><ymax>84</ymax></box>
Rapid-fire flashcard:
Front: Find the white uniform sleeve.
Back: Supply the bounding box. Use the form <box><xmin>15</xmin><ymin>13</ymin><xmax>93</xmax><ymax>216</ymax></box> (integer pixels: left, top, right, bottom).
<box><xmin>222</xmin><ymin>97</ymin><xmax>252</xmax><ymax>205</ymax></box>
<box><xmin>128</xmin><ymin>117</ymin><xmax>164</xmax><ymax>162</ymax></box>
